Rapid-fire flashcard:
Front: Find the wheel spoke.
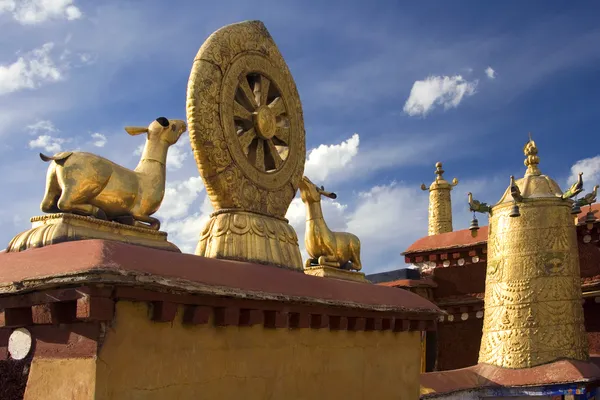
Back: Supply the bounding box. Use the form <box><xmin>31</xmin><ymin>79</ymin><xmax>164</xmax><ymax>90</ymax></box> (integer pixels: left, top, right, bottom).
<box><xmin>273</xmin><ymin>126</ymin><xmax>289</xmax><ymax>146</ymax></box>
<box><xmin>253</xmin><ymin>75</ymin><xmax>271</xmax><ymax>107</ymax></box>
<box><xmin>233</xmin><ymin>100</ymin><xmax>252</xmax><ymax>121</ymax></box>
<box><xmin>265</xmin><ymin>139</ymin><xmax>283</xmax><ymax>170</ymax></box>
<box><xmin>239</xmin><ymin>128</ymin><xmax>256</xmax><ymax>153</ymax></box>
<box><xmin>238</xmin><ymin>77</ymin><xmax>258</xmax><ymax>110</ymax></box>
<box><xmin>255</xmin><ymin>139</ymin><xmax>265</xmax><ymax>171</ymax></box>
<box><xmin>268</xmin><ymin>97</ymin><xmax>286</xmax><ymax>116</ymax></box>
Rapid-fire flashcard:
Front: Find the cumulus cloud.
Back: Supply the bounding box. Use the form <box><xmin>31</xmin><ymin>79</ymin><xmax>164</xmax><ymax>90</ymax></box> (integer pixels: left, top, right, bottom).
<box><xmin>160</xmin><ymin>196</ymin><xmax>213</xmax><ymax>254</ymax></box>
<box><xmin>166</xmin><ymin>140</ymin><xmax>189</xmax><ymax>170</ymax></box>
<box><xmin>304</xmin><ymin>133</ymin><xmax>359</xmax><ymax>182</ymax></box>
<box><xmin>569</xmin><ymin>155</ymin><xmax>600</xmax><ymax>189</ymax></box>
<box><xmin>0</xmin><ymin>43</ymin><xmax>64</xmax><ymax>96</ymax></box>
<box><xmin>154</xmin><ymin>176</ymin><xmax>209</xmax><ymax>253</ymax></box>
<box><xmin>0</xmin><ymin>0</ymin><xmax>82</xmax><ymax>24</ymax></box>
<box><xmin>485</xmin><ymin>66</ymin><xmax>496</xmax><ymax>79</ymax></box>
<box><xmin>158</xmin><ymin>176</ymin><xmax>204</xmax><ymax>221</ymax></box>
<box><xmin>90</xmin><ymin>132</ymin><xmax>106</xmax><ymax>147</ymax></box>
<box><xmin>403</xmin><ymin>75</ymin><xmax>478</xmax><ymax>117</ymax></box>
<box><xmin>28</xmin><ymin>134</ymin><xmax>65</xmax><ymax>153</ymax></box>
<box><xmin>26</xmin><ymin>120</ymin><xmax>57</xmax><ymax>134</ymax></box>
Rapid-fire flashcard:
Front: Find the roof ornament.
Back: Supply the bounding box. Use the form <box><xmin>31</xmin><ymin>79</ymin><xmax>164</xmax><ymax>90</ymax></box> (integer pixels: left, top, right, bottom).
<box><xmin>467</xmin><ymin>192</ymin><xmax>490</xmax><ymax>238</ymax></box>
<box><xmin>524</xmin><ymin>132</ymin><xmax>541</xmax><ymax>176</ymax></box>
<box><xmin>508</xmin><ymin>175</ymin><xmax>522</xmax><ymax>218</ymax></box>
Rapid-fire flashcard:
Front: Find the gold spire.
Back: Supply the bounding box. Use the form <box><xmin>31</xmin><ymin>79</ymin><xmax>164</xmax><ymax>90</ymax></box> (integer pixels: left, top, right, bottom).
<box><xmin>421</xmin><ymin>162</ymin><xmax>458</xmax><ymax>236</ymax></box>
<box><xmin>524</xmin><ymin>132</ymin><xmax>541</xmax><ymax>176</ymax></box>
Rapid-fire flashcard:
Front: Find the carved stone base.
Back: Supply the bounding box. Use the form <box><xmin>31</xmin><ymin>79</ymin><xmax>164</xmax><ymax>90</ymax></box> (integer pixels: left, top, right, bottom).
<box><xmin>196</xmin><ymin>210</ymin><xmax>303</xmax><ymax>271</ymax></box>
<box><xmin>304</xmin><ymin>265</ymin><xmax>369</xmax><ymax>283</ymax></box>
<box><xmin>6</xmin><ymin>213</ymin><xmax>180</xmax><ymax>253</ymax></box>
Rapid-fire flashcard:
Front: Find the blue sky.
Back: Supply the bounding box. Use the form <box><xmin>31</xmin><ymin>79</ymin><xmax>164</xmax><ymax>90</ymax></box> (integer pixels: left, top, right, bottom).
<box><xmin>1</xmin><ymin>0</ymin><xmax>600</xmax><ymax>273</ymax></box>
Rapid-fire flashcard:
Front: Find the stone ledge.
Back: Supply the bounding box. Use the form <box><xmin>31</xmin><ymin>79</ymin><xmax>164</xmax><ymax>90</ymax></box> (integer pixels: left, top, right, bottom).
<box><xmin>0</xmin><ymin>240</ymin><xmax>442</xmax><ymax>318</ymax></box>
<box><xmin>0</xmin><ymin>286</ymin><xmax>438</xmax><ymax>334</ymax></box>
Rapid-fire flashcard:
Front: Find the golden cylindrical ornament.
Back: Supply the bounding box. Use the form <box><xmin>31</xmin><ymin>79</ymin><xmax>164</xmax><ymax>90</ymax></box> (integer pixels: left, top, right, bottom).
<box><xmin>422</xmin><ymin>162</ymin><xmax>457</xmax><ymax>236</ymax></box>
<box><xmin>428</xmin><ymin>188</ymin><xmax>453</xmax><ymax>236</ymax></box>
<box><xmin>479</xmin><ymin>198</ymin><xmax>588</xmax><ymax>368</ymax></box>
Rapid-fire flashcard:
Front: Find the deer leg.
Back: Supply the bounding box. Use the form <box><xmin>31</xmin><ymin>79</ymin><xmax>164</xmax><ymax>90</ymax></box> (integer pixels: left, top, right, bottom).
<box><xmin>40</xmin><ymin>163</ymin><xmax>62</xmax><ymax>213</ymax></box>
<box><xmin>133</xmin><ymin>215</ymin><xmax>160</xmax><ymax>231</ymax></box>
<box><xmin>318</xmin><ymin>255</ymin><xmax>341</xmax><ymax>268</ymax></box>
<box><xmin>57</xmin><ymin>190</ymin><xmax>107</xmax><ymax>220</ymax></box>
<box><xmin>349</xmin><ymin>241</ymin><xmax>362</xmax><ymax>271</ymax></box>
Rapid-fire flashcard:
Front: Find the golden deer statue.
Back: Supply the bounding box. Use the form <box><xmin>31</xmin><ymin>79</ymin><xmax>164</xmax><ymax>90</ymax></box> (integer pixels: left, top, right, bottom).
<box><xmin>39</xmin><ymin>117</ymin><xmax>187</xmax><ymax>231</ymax></box>
<box><xmin>298</xmin><ymin>176</ymin><xmax>362</xmax><ymax>271</ymax></box>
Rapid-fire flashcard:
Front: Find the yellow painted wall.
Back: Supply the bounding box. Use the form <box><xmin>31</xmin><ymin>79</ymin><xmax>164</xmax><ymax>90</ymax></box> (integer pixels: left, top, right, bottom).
<box><xmin>95</xmin><ymin>301</ymin><xmax>421</xmax><ymax>400</ymax></box>
<box><xmin>24</xmin><ymin>358</ymin><xmax>96</xmax><ymax>400</ymax></box>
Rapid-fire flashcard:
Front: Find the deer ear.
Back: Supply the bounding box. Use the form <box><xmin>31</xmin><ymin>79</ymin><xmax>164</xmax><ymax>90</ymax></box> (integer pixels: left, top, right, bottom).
<box><xmin>125</xmin><ymin>127</ymin><xmax>148</xmax><ymax>136</ymax></box>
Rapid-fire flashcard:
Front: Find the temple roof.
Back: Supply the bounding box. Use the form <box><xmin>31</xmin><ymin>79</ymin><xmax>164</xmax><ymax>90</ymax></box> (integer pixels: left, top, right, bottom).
<box><xmin>403</xmin><ymin>226</ymin><xmax>488</xmax><ymax>255</ymax></box>
<box><xmin>404</xmin><ymin>202</ymin><xmax>600</xmax><ymax>255</ymax></box>
<box><xmin>420</xmin><ymin>359</ymin><xmax>600</xmax><ymax>398</ymax></box>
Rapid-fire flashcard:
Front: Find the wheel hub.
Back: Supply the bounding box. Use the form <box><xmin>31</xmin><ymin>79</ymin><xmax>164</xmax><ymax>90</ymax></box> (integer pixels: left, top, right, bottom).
<box><xmin>253</xmin><ymin>106</ymin><xmax>276</xmax><ymax>140</ymax></box>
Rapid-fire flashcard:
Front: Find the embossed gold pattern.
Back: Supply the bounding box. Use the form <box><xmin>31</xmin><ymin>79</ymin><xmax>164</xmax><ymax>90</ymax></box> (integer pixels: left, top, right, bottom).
<box><xmin>196</xmin><ymin>210</ymin><xmax>302</xmax><ymax>269</ymax></box>
<box><xmin>478</xmin><ymin>136</ymin><xmax>588</xmax><ymax>369</ymax></box>
<box><xmin>421</xmin><ymin>162</ymin><xmax>458</xmax><ymax>236</ymax></box>
<box><xmin>186</xmin><ymin>21</ymin><xmax>304</xmax><ymax>269</ymax></box>
<box><xmin>6</xmin><ymin>213</ymin><xmax>179</xmax><ymax>253</ymax></box>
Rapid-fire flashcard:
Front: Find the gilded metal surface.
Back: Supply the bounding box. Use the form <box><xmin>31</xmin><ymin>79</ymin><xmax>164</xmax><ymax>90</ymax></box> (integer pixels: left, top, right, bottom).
<box><xmin>478</xmin><ymin>136</ymin><xmax>588</xmax><ymax>369</ymax></box>
<box><xmin>576</xmin><ymin>185</ymin><xmax>599</xmax><ymax>207</ymax></box>
<box><xmin>303</xmin><ymin>265</ymin><xmax>368</xmax><ymax>283</ymax></box>
<box><xmin>299</xmin><ymin>176</ymin><xmax>362</xmax><ymax>271</ymax></box>
<box><xmin>468</xmin><ymin>192</ymin><xmax>491</xmax><ymax>214</ymax></box>
<box><xmin>562</xmin><ymin>172</ymin><xmax>584</xmax><ymax>200</ymax></box>
<box><xmin>39</xmin><ymin>117</ymin><xmax>187</xmax><ymax>231</ymax></box>
<box><xmin>186</xmin><ymin>21</ymin><xmax>305</xmax><ymax>269</ymax></box>
<box><xmin>186</xmin><ymin>20</ymin><xmax>305</xmax><ymax>215</ymax></box>
<box><xmin>196</xmin><ymin>210</ymin><xmax>302</xmax><ymax>270</ymax></box>
<box><xmin>421</xmin><ymin>162</ymin><xmax>458</xmax><ymax>235</ymax></box>
<box><xmin>6</xmin><ymin>213</ymin><xmax>180</xmax><ymax>253</ymax></box>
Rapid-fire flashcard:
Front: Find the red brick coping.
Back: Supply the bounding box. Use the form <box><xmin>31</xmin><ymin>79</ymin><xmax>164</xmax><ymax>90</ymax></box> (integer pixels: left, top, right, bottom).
<box><xmin>0</xmin><ymin>240</ymin><xmax>442</xmax><ymax>358</ymax></box>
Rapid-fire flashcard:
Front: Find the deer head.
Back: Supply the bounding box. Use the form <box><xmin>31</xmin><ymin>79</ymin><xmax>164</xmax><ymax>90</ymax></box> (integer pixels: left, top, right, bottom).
<box><xmin>125</xmin><ymin>117</ymin><xmax>187</xmax><ymax>146</ymax></box>
<box><xmin>298</xmin><ymin>176</ymin><xmax>337</xmax><ymax>203</ymax></box>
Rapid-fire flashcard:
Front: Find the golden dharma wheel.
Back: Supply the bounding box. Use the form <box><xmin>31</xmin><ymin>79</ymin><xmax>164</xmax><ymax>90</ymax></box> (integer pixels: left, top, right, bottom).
<box><xmin>186</xmin><ymin>21</ymin><xmax>306</xmax><ymax>219</ymax></box>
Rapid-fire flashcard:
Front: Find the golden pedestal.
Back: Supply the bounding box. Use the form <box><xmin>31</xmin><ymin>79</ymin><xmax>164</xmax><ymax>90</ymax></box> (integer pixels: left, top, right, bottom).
<box><xmin>6</xmin><ymin>213</ymin><xmax>180</xmax><ymax>253</ymax></box>
<box><xmin>304</xmin><ymin>265</ymin><xmax>369</xmax><ymax>283</ymax></box>
<box><xmin>196</xmin><ymin>211</ymin><xmax>303</xmax><ymax>271</ymax></box>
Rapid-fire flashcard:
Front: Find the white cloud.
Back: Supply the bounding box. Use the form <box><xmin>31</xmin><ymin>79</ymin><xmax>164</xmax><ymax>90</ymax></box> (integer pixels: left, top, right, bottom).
<box><xmin>0</xmin><ymin>43</ymin><xmax>63</xmax><ymax>96</ymax></box>
<box><xmin>28</xmin><ymin>134</ymin><xmax>65</xmax><ymax>153</ymax></box>
<box><xmin>160</xmin><ymin>196</ymin><xmax>213</xmax><ymax>254</ymax></box>
<box><xmin>166</xmin><ymin>140</ymin><xmax>189</xmax><ymax>170</ymax></box>
<box><xmin>304</xmin><ymin>133</ymin><xmax>359</xmax><ymax>182</ymax></box>
<box><xmin>157</xmin><ymin>176</ymin><xmax>204</xmax><ymax>221</ymax></box>
<box><xmin>26</xmin><ymin>120</ymin><xmax>57</xmax><ymax>134</ymax></box>
<box><xmin>569</xmin><ymin>155</ymin><xmax>600</xmax><ymax>189</ymax></box>
<box><xmin>0</xmin><ymin>0</ymin><xmax>82</xmax><ymax>24</ymax></box>
<box><xmin>403</xmin><ymin>74</ymin><xmax>478</xmax><ymax>117</ymax></box>
<box><xmin>485</xmin><ymin>66</ymin><xmax>496</xmax><ymax>79</ymax></box>
<box><xmin>91</xmin><ymin>132</ymin><xmax>106</xmax><ymax>147</ymax></box>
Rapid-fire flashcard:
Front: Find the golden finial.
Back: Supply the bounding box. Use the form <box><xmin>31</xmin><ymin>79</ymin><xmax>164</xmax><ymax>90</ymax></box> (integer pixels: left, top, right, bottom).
<box><xmin>435</xmin><ymin>161</ymin><xmax>444</xmax><ymax>180</ymax></box>
<box><xmin>523</xmin><ymin>132</ymin><xmax>541</xmax><ymax>176</ymax></box>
